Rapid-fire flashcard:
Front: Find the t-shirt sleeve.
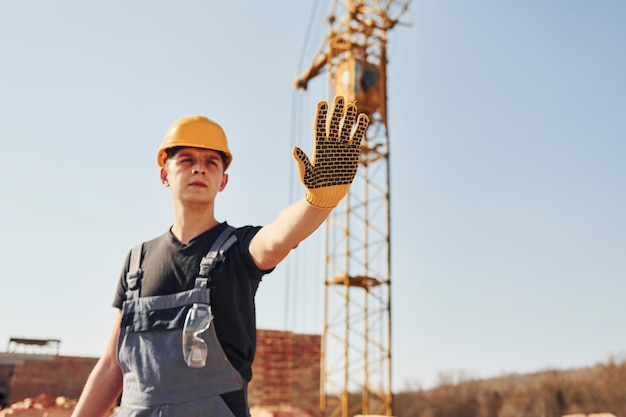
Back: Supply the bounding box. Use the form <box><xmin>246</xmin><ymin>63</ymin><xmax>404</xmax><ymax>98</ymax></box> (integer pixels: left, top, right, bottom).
<box><xmin>236</xmin><ymin>225</ymin><xmax>275</xmax><ymax>279</ymax></box>
<box><xmin>111</xmin><ymin>250</ymin><xmax>132</xmax><ymax>309</ymax></box>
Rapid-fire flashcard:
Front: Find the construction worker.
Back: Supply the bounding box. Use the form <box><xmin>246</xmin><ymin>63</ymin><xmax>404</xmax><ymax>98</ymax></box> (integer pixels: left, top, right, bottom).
<box><xmin>71</xmin><ymin>96</ymin><xmax>369</xmax><ymax>417</ymax></box>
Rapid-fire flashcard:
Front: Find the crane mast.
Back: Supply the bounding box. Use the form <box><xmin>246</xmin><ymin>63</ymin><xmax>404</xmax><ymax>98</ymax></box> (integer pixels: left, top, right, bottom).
<box><xmin>295</xmin><ymin>1</ymin><xmax>410</xmax><ymax>416</ymax></box>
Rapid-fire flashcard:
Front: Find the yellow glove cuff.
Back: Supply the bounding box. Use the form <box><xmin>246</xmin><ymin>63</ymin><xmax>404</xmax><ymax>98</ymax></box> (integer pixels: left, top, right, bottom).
<box><xmin>305</xmin><ymin>185</ymin><xmax>351</xmax><ymax>209</ymax></box>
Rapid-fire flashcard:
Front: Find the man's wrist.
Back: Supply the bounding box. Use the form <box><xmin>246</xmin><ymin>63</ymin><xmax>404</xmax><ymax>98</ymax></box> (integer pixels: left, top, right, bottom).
<box><xmin>305</xmin><ymin>185</ymin><xmax>350</xmax><ymax>209</ymax></box>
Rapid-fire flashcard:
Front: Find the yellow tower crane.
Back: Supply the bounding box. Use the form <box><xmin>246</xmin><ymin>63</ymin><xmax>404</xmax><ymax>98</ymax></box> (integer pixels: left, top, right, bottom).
<box><xmin>294</xmin><ymin>1</ymin><xmax>411</xmax><ymax>416</ymax></box>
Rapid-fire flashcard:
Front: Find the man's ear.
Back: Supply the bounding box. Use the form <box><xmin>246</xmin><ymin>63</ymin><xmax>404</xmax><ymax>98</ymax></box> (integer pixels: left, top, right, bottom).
<box><xmin>160</xmin><ymin>167</ymin><xmax>169</xmax><ymax>187</ymax></box>
<box><xmin>219</xmin><ymin>173</ymin><xmax>229</xmax><ymax>192</ymax></box>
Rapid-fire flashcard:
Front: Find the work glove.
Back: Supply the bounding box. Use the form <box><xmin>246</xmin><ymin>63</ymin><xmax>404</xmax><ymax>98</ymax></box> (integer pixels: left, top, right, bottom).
<box><xmin>292</xmin><ymin>96</ymin><xmax>370</xmax><ymax>209</ymax></box>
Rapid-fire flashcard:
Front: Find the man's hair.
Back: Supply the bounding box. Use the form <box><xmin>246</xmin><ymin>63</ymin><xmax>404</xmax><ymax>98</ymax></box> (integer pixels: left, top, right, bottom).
<box><xmin>165</xmin><ymin>146</ymin><xmax>228</xmax><ymax>170</ymax></box>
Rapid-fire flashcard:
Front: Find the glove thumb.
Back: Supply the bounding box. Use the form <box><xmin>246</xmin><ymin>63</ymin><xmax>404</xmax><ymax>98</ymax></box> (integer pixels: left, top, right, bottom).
<box><xmin>292</xmin><ymin>146</ymin><xmax>312</xmax><ymax>184</ymax></box>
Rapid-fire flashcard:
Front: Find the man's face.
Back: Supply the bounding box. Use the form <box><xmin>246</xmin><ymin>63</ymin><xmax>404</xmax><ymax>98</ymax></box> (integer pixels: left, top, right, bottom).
<box><xmin>160</xmin><ymin>147</ymin><xmax>228</xmax><ymax>205</ymax></box>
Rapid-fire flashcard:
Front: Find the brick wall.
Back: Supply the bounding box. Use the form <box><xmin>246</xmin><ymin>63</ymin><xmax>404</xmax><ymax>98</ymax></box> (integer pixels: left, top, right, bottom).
<box><xmin>0</xmin><ymin>355</ymin><xmax>97</xmax><ymax>403</ymax></box>
<box><xmin>249</xmin><ymin>330</ymin><xmax>321</xmax><ymax>417</ymax></box>
<box><xmin>1</xmin><ymin>330</ymin><xmax>321</xmax><ymax>414</ymax></box>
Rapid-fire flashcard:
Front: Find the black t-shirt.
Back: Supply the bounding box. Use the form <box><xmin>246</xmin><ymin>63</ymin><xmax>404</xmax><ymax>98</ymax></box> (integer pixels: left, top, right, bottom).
<box><xmin>112</xmin><ymin>222</ymin><xmax>271</xmax><ymax>381</ymax></box>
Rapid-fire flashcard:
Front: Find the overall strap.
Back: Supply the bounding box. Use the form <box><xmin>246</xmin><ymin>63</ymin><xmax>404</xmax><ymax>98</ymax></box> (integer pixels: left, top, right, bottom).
<box><xmin>196</xmin><ymin>226</ymin><xmax>238</xmax><ymax>286</ymax></box>
<box><xmin>125</xmin><ymin>243</ymin><xmax>144</xmax><ymax>299</ymax></box>
<box><xmin>125</xmin><ymin>226</ymin><xmax>237</xmax><ymax>297</ymax></box>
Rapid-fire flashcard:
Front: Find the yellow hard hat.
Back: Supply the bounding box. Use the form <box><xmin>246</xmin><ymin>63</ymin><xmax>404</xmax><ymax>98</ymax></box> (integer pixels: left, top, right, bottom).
<box><xmin>157</xmin><ymin>115</ymin><xmax>233</xmax><ymax>170</ymax></box>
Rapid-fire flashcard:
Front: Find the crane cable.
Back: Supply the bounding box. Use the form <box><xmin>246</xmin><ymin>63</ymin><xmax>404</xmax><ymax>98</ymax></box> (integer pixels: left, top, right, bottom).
<box><xmin>284</xmin><ymin>0</ymin><xmax>329</xmax><ymax>332</ymax></box>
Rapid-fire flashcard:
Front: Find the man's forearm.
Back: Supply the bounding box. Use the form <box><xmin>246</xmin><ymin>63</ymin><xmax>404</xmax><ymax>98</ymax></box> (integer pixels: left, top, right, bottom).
<box><xmin>250</xmin><ymin>197</ymin><xmax>331</xmax><ymax>270</ymax></box>
<box><xmin>71</xmin><ymin>358</ymin><xmax>122</xmax><ymax>417</ymax></box>
<box><xmin>276</xmin><ymin>197</ymin><xmax>331</xmax><ymax>244</ymax></box>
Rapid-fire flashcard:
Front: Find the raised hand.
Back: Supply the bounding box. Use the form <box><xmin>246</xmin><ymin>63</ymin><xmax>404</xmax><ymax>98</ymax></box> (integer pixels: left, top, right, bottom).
<box><xmin>292</xmin><ymin>96</ymin><xmax>370</xmax><ymax>208</ymax></box>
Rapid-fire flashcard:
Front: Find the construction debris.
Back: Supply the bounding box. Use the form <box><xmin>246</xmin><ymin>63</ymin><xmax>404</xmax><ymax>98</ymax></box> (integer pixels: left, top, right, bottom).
<box><xmin>1</xmin><ymin>395</ymin><xmax>314</xmax><ymax>417</ymax></box>
<box><xmin>250</xmin><ymin>405</ymin><xmax>312</xmax><ymax>417</ymax></box>
<box><xmin>0</xmin><ymin>394</ymin><xmax>77</xmax><ymax>417</ymax></box>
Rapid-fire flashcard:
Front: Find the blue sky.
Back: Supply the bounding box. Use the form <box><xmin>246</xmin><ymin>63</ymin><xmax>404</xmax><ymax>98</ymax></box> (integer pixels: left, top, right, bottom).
<box><xmin>1</xmin><ymin>1</ymin><xmax>625</xmax><ymax>390</ymax></box>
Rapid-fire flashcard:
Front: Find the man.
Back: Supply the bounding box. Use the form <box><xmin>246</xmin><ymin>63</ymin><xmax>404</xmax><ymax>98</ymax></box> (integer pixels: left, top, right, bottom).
<box><xmin>71</xmin><ymin>96</ymin><xmax>369</xmax><ymax>417</ymax></box>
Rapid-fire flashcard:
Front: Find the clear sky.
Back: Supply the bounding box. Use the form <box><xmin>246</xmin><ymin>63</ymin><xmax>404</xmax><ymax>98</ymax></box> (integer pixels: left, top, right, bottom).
<box><xmin>1</xmin><ymin>1</ymin><xmax>624</xmax><ymax>391</ymax></box>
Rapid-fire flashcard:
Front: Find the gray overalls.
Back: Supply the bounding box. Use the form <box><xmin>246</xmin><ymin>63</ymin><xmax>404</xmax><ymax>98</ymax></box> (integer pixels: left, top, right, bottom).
<box><xmin>113</xmin><ymin>227</ymin><xmax>247</xmax><ymax>417</ymax></box>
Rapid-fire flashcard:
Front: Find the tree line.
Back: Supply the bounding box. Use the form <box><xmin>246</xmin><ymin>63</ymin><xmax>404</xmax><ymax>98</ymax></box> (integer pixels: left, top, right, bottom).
<box><xmin>393</xmin><ymin>356</ymin><xmax>625</xmax><ymax>417</ymax></box>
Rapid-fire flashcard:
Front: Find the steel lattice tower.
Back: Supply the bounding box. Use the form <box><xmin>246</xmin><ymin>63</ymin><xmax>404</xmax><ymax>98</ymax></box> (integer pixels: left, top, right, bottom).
<box><xmin>294</xmin><ymin>1</ymin><xmax>411</xmax><ymax>416</ymax></box>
